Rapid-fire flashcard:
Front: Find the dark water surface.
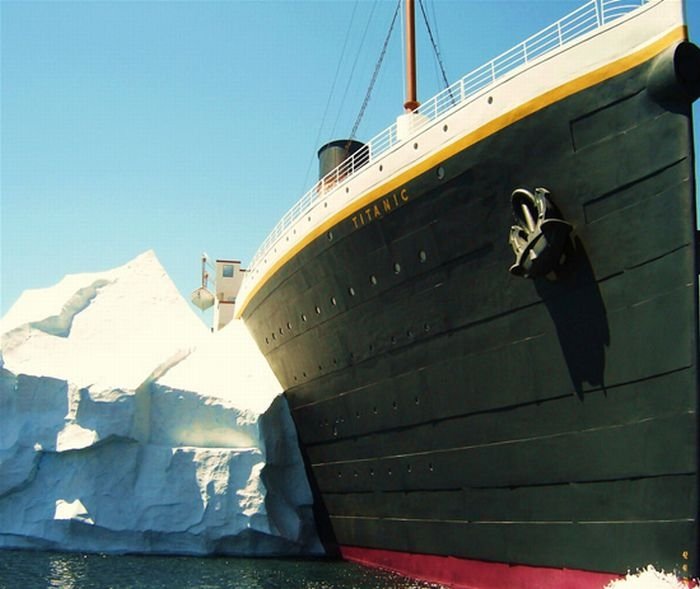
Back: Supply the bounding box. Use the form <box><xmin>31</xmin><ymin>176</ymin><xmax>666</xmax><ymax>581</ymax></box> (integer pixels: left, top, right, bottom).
<box><xmin>0</xmin><ymin>550</ymin><xmax>445</xmax><ymax>589</ymax></box>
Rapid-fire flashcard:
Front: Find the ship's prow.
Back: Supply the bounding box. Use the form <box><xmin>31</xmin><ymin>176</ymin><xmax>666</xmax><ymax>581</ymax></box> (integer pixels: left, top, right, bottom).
<box><xmin>238</xmin><ymin>0</ymin><xmax>700</xmax><ymax>586</ymax></box>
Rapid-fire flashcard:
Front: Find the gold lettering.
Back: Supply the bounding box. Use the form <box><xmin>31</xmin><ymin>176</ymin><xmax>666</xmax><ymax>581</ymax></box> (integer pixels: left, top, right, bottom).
<box><xmin>351</xmin><ymin>188</ymin><xmax>410</xmax><ymax>231</ymax></box>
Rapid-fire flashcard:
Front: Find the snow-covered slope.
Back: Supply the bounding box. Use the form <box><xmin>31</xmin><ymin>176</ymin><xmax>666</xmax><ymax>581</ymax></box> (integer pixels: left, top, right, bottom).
<box><xmin>0</xmin><ymin>251</ymin><xmax>322</xmax><ymax>555</ymax></box>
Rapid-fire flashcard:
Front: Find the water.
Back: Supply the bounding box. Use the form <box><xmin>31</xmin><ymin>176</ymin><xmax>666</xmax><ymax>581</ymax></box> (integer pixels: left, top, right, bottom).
<box><xmin>0</xmin><ymin>550</ymin><xmax>444</xmax><ymax>589</ymax></box>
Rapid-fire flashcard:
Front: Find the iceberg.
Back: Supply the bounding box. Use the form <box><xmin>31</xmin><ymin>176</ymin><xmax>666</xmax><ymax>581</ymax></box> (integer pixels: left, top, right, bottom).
<box><xmin>0</xmin><ymin>251</ymin><xmax>323</xmax><ymax>556</ymax></box>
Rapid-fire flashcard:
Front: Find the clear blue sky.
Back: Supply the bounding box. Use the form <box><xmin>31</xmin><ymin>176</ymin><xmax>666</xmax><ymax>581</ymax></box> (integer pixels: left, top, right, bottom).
<box><xmin>2</xmin><ymin>0</ymin><xmax>700</xmax><ymax>322</ymax></box>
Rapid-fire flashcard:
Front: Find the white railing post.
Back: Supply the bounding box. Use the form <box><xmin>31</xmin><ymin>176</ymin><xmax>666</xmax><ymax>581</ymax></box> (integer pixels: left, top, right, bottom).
<box><xmin>557</xmin><ymin>20</ymin><xmax>563</xmax><ymax>46</ymax></box>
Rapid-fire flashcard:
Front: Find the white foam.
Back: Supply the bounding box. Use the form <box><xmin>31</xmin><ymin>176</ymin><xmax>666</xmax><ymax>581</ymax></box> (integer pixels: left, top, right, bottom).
<box><xmin>605</xmin><ymin>565</ymin><xmax>695</xmax><ymax>589</ymax></box>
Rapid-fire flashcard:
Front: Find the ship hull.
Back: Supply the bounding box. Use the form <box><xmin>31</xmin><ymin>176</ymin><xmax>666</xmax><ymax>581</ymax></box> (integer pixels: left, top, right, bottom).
<box><xmin>340</xmin><ymin>546</ymin><xmax>625</xmax><ymax>589</ymax></box>
<box><xmin>241</xmin><ymin>10</ymin><xmax>699</xmax><ymax>586</ymax></box>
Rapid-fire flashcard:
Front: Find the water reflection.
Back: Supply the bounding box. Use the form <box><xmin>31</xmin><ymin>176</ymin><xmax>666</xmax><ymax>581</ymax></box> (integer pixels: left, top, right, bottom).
<box><xmin>48</xmin><ymin>554</ymin><xmax>84</xmax><ymax>589</ymax></box>
<box><xmin>0</xmin><ymin>550</ymin><xmax>444</xmax><ymax>589</ymax></box>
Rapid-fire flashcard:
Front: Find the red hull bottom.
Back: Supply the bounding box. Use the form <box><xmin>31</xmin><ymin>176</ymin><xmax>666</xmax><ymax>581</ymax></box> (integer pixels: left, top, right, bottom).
<box><xmin>341</xmin><ymin>546</ymin><xmax>622</xmax><ymax>589</ymax></box>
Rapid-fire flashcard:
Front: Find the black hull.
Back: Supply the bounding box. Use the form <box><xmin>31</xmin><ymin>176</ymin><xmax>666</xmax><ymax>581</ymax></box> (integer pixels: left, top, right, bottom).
<box><xmin>242</xmin><ymin>44</ymin><xmax>699</xmax><ymax>577</ymax></box>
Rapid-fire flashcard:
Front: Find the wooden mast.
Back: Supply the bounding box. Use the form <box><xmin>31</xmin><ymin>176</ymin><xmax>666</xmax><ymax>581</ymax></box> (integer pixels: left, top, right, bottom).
<box><xmin>403</xmin><ymin>0</ymin><xmax>420</xmax><ymax>112</ymax></box>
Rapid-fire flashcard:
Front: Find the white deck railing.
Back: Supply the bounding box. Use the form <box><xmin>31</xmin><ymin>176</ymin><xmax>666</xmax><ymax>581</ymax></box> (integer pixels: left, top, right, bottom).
<box><xmin>245</xmin><ymin>0</ymin><xmax>649</xmax><ymax>274</ymax></box>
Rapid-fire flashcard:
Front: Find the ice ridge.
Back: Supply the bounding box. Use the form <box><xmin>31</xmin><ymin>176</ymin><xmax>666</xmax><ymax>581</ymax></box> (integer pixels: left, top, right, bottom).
<box><xmin>29</xmin><ymin>279</ymin><xmax>112</xmax><ymax>338</ymax></box>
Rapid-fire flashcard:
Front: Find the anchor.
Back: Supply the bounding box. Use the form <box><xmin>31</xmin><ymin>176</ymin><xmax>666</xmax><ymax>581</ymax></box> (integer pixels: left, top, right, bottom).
<box><xmin>508</xmin><ymin>187</ymin><xmax>572</xmax><ymax>278</ymax></box>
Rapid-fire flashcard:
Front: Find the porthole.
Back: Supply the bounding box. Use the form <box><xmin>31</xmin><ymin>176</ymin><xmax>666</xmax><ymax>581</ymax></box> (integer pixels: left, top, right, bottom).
<box><xmin>330</xmin><ymin>296</ymin><xmax>337</xmax><ymax>306</ymax></box>
<box><xmin>355</xmin><ymin>411</ymin><xmax>360</xmax><ymax>418</ymax></box>
<box><xmin>488</xmin><ymin>96</ymin><xmax>493</xmax><ymax>104</ymax></box>
<box><xmin>315</xmin><ymin>305</ymin><xmax>321</xmax><ymax>314</ymax></box>
<box><xmin>442</xmin><ymin>124</ymin><xmax>448</xmax><ymax>132</ymax></box>
<box><xmin>287</xmin><ymin>322</ymin><xmax>292</xmax><ymax>329</ymax></box>
<box><xmin>348</xmin><ymin>286</ymin><xmax>356</xmax><ymax>296</ymax></box>
<box><xmin>302</xmin><ymin>371</ymin><xmax>307</xmax><ymax>377</ymax></box>
<box><xmin>279</xmin><ymin>327</ymin><xmax>283</xmax><ymax>335</ymax></box>
<box><xmin>391</xmin><ymin>335</ymin><xmax>397</xmax><ymax>345</ymax></box>
<box><xmin>307</xmin><ymin>216</ymin><xmax>311</xmax><ymax>222</ymax></box>
<box><xmin>415</xmin><ymin>396</ymin><xmax>420</xmax><ymax>405</ymax></box>
<box><xmin>428</xmin><ymin>463</ymin><xmax>434</xmax><ymax>472</ymax></box>
<box><xmin>393</xmin><ymin>262</ymin><xmax>401</xmax><ymax>274</ymax></box>
<box><xmin>407</xmin><ymin>464</ymin><xmax>412</xmax><ymax>472</ymax></box>
<box><xmin>436</xmin><ymin>166</ymin><xmax>445</xmax><ymax>180</ymax></box>
<box><xmin>370</xmin><ymin>275</ymin><xmax>377</xmax><ymax>285</ymax></box>
<box><xmin>271</xmin><ymin>333</ymin><xmax>276</xmax><ymax>341</ymax></box>
<box><xmin>370</xmin><ymin>468</ymin><xmax>375</xmax><ymax>476</ymax></box>
<box><xmin>388</xmin><ymin>468</ymin><xmax>393</xmax><ymax>476</ymax></box>
<box><xmin>407</xmin><ymin>329</ymin><xmax>414</xmax><ymax>338</ymax></box>
<box><xmin>373</xmin><ymin>406</ymin><xmax>378</xmax><ymax>414</ymax></box>
<box><xmin>301</xmin><ymin>313</ymin><xmax>307</xmax><ymax>322</ymax></box>
<box><xmin>379</xmin><ymin>165</ymin><xmax>384</xmax><ymax>172</ymax></box>
<box><xmin>369</xmin><ymin>344</ymin><xmax>374</xmax><ymax>352</ymax></box>
<box><xmin>424</xmin><ymin>322</ymin><xmax>431</xmax><ymax>332</ymax></box>
<box><xmin>413</xmin><ymin>142</ymin><xmax>419</xmax><ymax>150</ymax></box>
<box><xmin>318</xmin><ymin>365</ymin><xmax>323</xmax><ymax>371</ymax></box>
<box><xmin>345</xmin><ymin>187</ymin><xmax>350</xmax><ymax>194</ymax></box>
<box><xmin>392</xmin><ymin>400</ymin><xmax>398</xmax><ymax>410</ymax></box>
<box><xmin>324</xmin><ymin>202</ymin><xmax>328</xmax><ymax>207</ymax></box>
<box><xmin>265</xmin><ymin>337</ymin><xmax>269</xmax><ymax>344</ymax></box>
<box><xmin>327</xmin><ymin>231</ymin><xmax>333</xmax><ymax>241</ymax></box>
<box><xmin>418</xmin><ymin>250</ymin><xmax>427</xmax><ymax>263</ymax></box>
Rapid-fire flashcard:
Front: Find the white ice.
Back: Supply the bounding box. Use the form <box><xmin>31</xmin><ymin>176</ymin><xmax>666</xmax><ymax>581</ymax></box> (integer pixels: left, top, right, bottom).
<box><xmin>0</xmin><ymin>251</ymin><xmax>322</xmax><ymax>556</ymax></box>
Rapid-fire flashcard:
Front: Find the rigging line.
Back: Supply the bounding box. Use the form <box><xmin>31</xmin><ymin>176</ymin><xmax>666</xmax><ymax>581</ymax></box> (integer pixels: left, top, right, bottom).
<box><xmin>300</xmin><ymin>0</ymin><xmax>361</xmax><ymax>195</ymax></box>
<box><xmin>329</xmin><ymin>0</ymin><xmax>379</xmax><ymax>140</ymax></box>
<box><xmin>349</xmin><ymin>0</ymin><xmax>401</xmax><ymax>141</ymax></box>
<box><xmin>427</xmin><ymin>0</ymin><xmax>441</xmax><ymax>91</ymax></box>
<box><xmin>418</xmin><ymin>0</ymin><xmax>454</xmax><ymax>104</ymax></box>
<box><xmin>429</xmin><ymin>0</ymin><xmax>440</xmax><ymax>46</ymax></box>
<box><xmin>429</xmin><ymin>0</ymin><xmax>443</xmax><ymax>66</ymax></box>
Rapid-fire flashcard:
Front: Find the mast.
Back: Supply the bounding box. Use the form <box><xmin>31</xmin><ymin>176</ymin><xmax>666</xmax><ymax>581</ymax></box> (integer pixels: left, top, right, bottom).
<box><xmin>403</xmin><ymin>0</ymin><xmax>420</xmax><ymax>112</ymax></box>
